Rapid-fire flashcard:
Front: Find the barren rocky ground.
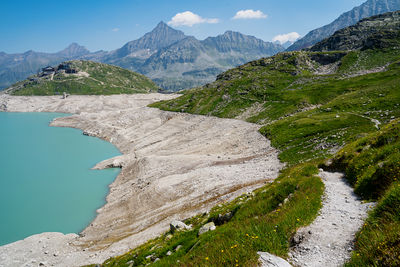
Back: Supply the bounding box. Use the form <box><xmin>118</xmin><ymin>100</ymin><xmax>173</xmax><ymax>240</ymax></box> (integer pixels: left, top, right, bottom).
<box><xmin>0</xmin><ymin>94</ymin><xmax>282</xmax><ymax>267</ymax></box>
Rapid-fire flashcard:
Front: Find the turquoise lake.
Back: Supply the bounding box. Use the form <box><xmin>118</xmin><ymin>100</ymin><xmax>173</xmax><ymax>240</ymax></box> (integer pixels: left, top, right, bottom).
<box><xmin>0</xmin><ymin>112</ymin><xmax>121</xmax><ymax>246</ymax></box>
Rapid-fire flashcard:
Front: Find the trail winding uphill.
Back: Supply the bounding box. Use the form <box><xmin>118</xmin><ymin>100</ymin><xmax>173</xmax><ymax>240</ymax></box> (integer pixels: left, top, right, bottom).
<box><xmin>288</xmin><ymin>171</ymin><xmax>374</xmax><ymax>267</ymax></box>
<box><xmin>0</xmin><ymin>94</ymin><xmax>283</xmax><ymax>267</ymax></box>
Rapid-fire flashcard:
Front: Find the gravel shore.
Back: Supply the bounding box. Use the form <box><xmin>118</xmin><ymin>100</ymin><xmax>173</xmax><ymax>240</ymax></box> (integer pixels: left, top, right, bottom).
<box><xmin>0</xmin><ymin>94</ymin><xmax>282</xmax><ymax>267</ymax></box>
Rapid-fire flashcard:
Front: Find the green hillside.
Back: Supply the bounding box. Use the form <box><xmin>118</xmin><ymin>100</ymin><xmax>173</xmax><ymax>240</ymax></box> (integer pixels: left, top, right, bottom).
<box><xmin>6</xmin><ymin>60</ymin><xmax>160</xmax><ymax>95</ymax></box>
<box><xmin>331</xmin><ymin>120</ymin><xmax>400</xmax><ymax>266</ymax></box>
<box><xmin>152</xmin><ymin>48</ymin><xmax>400</xmax><ymax>164</ymax></box>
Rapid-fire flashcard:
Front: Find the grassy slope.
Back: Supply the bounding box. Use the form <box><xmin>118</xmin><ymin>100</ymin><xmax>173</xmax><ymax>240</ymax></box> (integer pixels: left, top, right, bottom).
<box><xmin>101</xmin><ymin>163</ymin><xmax>323</xmax><ymax>267</ymax></box>
<box><xmin>152</xmin><ymin>49</ymin><xmax>400</xmax><ymax>164</ymax></box>
<box><xmin>97</xmin><ymin>47</ymin><xmax>400</xmax><ymax>265</ymax></box>
<box><xmin>330</xmin><ymin>120</ymin><xmax>400</xmax><ymax>266</ymax></box>
<box><xmin>10</xmin><ymin>60</ymin><xmax>159</xmax><ymax>95</ymax></box>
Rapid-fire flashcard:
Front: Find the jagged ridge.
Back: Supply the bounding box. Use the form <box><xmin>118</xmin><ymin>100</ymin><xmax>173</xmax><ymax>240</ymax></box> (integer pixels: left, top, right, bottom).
<box><xmin>287</xmin><ymin>0</ymin><xmax>400</xmax><ymax>51</ymax></box>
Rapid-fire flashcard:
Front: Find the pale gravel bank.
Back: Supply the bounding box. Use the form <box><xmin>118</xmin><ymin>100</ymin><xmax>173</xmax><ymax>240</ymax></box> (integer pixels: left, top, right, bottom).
<box><xmin>0</xmin><ymin>94</ymin><xmax>283</xmax><ymax>267</ymax></box>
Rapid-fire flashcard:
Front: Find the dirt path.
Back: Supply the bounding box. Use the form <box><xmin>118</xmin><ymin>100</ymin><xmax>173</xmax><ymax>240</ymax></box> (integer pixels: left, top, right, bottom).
<box><xmin>289</xmin><ymin>171</ymin><xmax>374</xmax><ymax>267</ymax></box>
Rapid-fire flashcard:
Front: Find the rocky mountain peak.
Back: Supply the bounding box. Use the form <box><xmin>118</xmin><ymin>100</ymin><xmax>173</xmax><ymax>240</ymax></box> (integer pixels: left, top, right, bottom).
<box><xmin>58</xmin><ymin>43</ymin><xmax>90</xmax><ymax>58</ymax></box>
<box><xmin>141</xmin><ymin>21</ymin><xmax>187</xmax><ymax>48</ymax></box>
<box><xmin>114</xmin><ymin>21</ymin><xmax>187</xmax><ymax>58</ymax></box>
<box><xmin>153</xmin><ymin>21</ymin><xmax>170</xmax><ymax>31</ymax></box>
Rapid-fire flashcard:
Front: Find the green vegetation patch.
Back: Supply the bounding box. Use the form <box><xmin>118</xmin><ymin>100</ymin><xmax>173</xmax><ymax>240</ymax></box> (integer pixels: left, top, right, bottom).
<box><xmin>332</xmin><ymin>120</ymin><xmax>400</xmax><ymax>200</ymax></box>
<box><xmin>10</xmin><ymin>60</ymin><xmax>159</xmax><ymax>95</ymax></box>
<box><xmin>152</xmin><ymin>49</ymin><xmax>400</xmax><ymax>165</ymax></box>
<box><xmin>328</xmin><ymin>120</ymin><xmax>400</xmax><ymax>266</ymax></box>
<box><xmin>100</xmin><ymin>163</ymin><xmax>323</xmax><ymax>267</ymax></box>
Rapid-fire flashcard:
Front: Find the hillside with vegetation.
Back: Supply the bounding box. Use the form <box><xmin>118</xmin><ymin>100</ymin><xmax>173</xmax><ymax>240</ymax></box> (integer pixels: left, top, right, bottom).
<box><xmin>5</xmin><ymin>60</ymin><xmax>160</xmax><ymax>95</ymax></box>
<box><xmin>93</xmin><ymin>11</ymin><xmax>400</xmax><ymax>266</ymax></box>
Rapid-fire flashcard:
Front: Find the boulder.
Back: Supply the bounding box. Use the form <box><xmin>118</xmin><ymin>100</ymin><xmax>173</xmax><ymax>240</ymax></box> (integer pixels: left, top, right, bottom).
<box><xmin>214</xmin><ymin>212</ymin><xmax>233</xmax><ymax>225</ymax></box>
<box><xmin>198</xmin><ymin>222</ymin><xmax>216</xmax><ymax>235</ymax></box>
<box><xmin>257</xmin><ymin>252</ymin><xmax>292</xmax><ymax>267</ymax></box>
<box><xmin>170</xmin><ymin>220</ymin><xmax>191</xmax><ymax>233</ymax></box>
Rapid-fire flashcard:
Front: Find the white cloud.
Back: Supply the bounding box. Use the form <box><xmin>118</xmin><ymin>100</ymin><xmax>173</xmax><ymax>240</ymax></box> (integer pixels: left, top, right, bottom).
<box><xmin>233</xmin><ymin>9</ymin><xmax>267</xmax><ymax>20</ymax></box>
<box><xmin>168</xmin><ymin>11</ymin><xmax>219</xmax><ymax>27</ymax></box>
<box><xmin>112</xmin><ymin>28</ymin><xmax>120</xmax><ymax>32</ymax></box>
<box><xmin>272</xmin><ymin>32</ymin><xmax>301</xmax><ymax>44</ymax></box>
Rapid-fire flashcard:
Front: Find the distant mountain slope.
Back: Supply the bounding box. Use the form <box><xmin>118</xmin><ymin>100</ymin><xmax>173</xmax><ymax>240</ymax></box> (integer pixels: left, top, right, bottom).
<box><xmin>151</xmin><ymin>11</ymin><xmax>400</xmax><ymax>156</ymax></box>
<box><xmin>310</xmin><ymin>11</ymin><xmax>400</xmax><ymax>51</ymax></box>
<box><xmin>134</xmin><ymin>30</ymin><xmax>283</xmax><ymax>91</ymax></box>
<box><xmin>287</xmin><ymin>0</ymin><xmax>400</xmax><ymax>51</ymax></box>
<box><xmin>98</xmin><ymin>23</ymin><xmax>284</xmax><ymax>91</ymax></box>
<box><xmin>0</xmin><ymin>43</ymin><xmax>92</xmax><ymax>90</ymax></box>
<box><xmin>6</xmin><ymin>60</ymin><xmax>159</xmax><ymax>95</ymax></box>
<box><xmin>0</xmin><ymin>22</ymin><xmax>284</xmax><ymax>92</ymax></box>
<box><xmin>103</xmin><ymin>22</ymin><xmax>187</xmax><ymax>62</ymax></box>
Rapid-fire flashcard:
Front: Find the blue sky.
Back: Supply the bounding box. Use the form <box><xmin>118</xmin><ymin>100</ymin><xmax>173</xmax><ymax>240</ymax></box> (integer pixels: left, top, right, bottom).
<box><xmin>0</xmin><ymin>0</ymin><xmax>366</xmax><ymax>53</ymax></box>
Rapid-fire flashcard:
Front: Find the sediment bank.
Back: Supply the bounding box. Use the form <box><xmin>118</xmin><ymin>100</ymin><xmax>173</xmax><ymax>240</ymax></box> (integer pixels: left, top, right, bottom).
<box><xmin>0</xmin><ymin>94</ymin><xmax>282</xmax><ymax>266</ymax></box>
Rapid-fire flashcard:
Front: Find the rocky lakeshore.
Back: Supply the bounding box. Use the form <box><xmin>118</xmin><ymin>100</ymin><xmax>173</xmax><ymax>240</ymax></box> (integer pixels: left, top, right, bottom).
<box><xmin>0</xmin><ymin>94</ymin><xmax>283</xmax><ymax>267</ymax></box>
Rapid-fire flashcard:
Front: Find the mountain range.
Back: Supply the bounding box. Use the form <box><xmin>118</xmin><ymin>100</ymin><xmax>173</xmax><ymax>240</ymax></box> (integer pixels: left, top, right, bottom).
<box><xmin>3</xmin><ymin>0</ymin><xmax>400</xmax><ymax>92</ymax></box>
<box><xmin>0</xmin><ymin>22</ymin><xmax>284</xmax><ymax>92</ymax></box>
<box><xmin>287</xmin><ymin>0</ymin><xmax>400</xmax><ymax>51</ymax></box>
<box><xmin>0</xmin><ymin>43</ymin><xmax>95</xmax><ymax>90</ymax></box>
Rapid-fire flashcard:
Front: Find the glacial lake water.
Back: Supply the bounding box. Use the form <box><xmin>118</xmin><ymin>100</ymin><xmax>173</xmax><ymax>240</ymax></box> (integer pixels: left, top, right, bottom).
<box><xmin>0</xmin><ymin>112</ymin><xmax>121</xmax><ymax>246</ymax></box>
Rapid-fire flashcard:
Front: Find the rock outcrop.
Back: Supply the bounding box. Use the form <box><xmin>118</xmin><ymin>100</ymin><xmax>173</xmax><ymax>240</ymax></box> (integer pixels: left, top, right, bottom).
<box><xmin>258</xmin><ymin>252</ymin><xmax>292</xmax><ymax>267</ymax></box>
<box><xmin>288</xmin><ymin>0</ymin><xmax>400</xmax><ymax>51</ymax></box>
<box><xmin>310</xmin><ymin>10</ymin><xmax>400</xmax><ymax>51</ymax></box>
<box><xmin>170</xmin><ymin>220</ymin><xmax>191</xmax><ymax>233</ymax></box>
<box><xmin>198</xmin><ymin>222</ymin><xmax>216</xmax><ymax>235</ymax></box>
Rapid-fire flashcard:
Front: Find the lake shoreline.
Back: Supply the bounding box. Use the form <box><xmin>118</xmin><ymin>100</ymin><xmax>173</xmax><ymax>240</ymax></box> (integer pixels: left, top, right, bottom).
<box><xmin>0</xmin><ymin>112</ymin><xmax>121</xmax><ymax>247</ymax></box>
<box><xmin>0</xmin><ymin>94</ymin><xmax>283</xmax><ymax>266</ymax></box>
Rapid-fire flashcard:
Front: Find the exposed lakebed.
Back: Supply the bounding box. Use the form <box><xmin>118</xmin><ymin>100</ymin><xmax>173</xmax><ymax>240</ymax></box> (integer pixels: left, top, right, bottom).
<box><xmin>0</xmin><ymin>112</ymin><xmax>120</xmax><ymax>246</ymax></box>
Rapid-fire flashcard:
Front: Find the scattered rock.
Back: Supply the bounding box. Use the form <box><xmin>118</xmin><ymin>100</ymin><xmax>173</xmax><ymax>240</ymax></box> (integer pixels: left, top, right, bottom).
<box><xmin>222</xmin><ymin>94</ymin><xmax>230</xmax><ymax>101</ymax></box>
<box><xmin>170</xmin><ymin>220</ymin><xmax>191</xmax><ymax>233</ymax></box>
<box><xmin>175</xmin><ymin>245</ymin><xmax>182</xmax><ymax>251</ymax></box>
<box><xmin>214</xmin><ymin>212</ymin><xmax>233</xmax><ymax>225</ymax></box>
<box><xmin>145</xmin><ymin>254</ymin><xmax>156</xmax><ymax>261</ymax></box>
<box><xmin>166</xmin><ymin>251</ymin><xmax>172</xmax><ymax>256</ymax></box>
<box><xmin>198</xmin><ymin>222</ymin><xmax>216</xmax><ymax>235</ymax></box>
<box><xmin>291</xmin><ymin>233</ymin><xmax>305</xmax><ymax>246</ymax></box>
<box><xmin>258</xmin><ymin>252</ymin><xmax>292</xmax><ymax>267</ymax></box>
<box><xmin>62</xmin><ymin>92</ymin><xmax>70</xmax><ymax>99</ymax></box>
<box><xmin>150</xmin><ymin>244</ymin><xmax>161</xmax><ymax>251</ymax></box>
